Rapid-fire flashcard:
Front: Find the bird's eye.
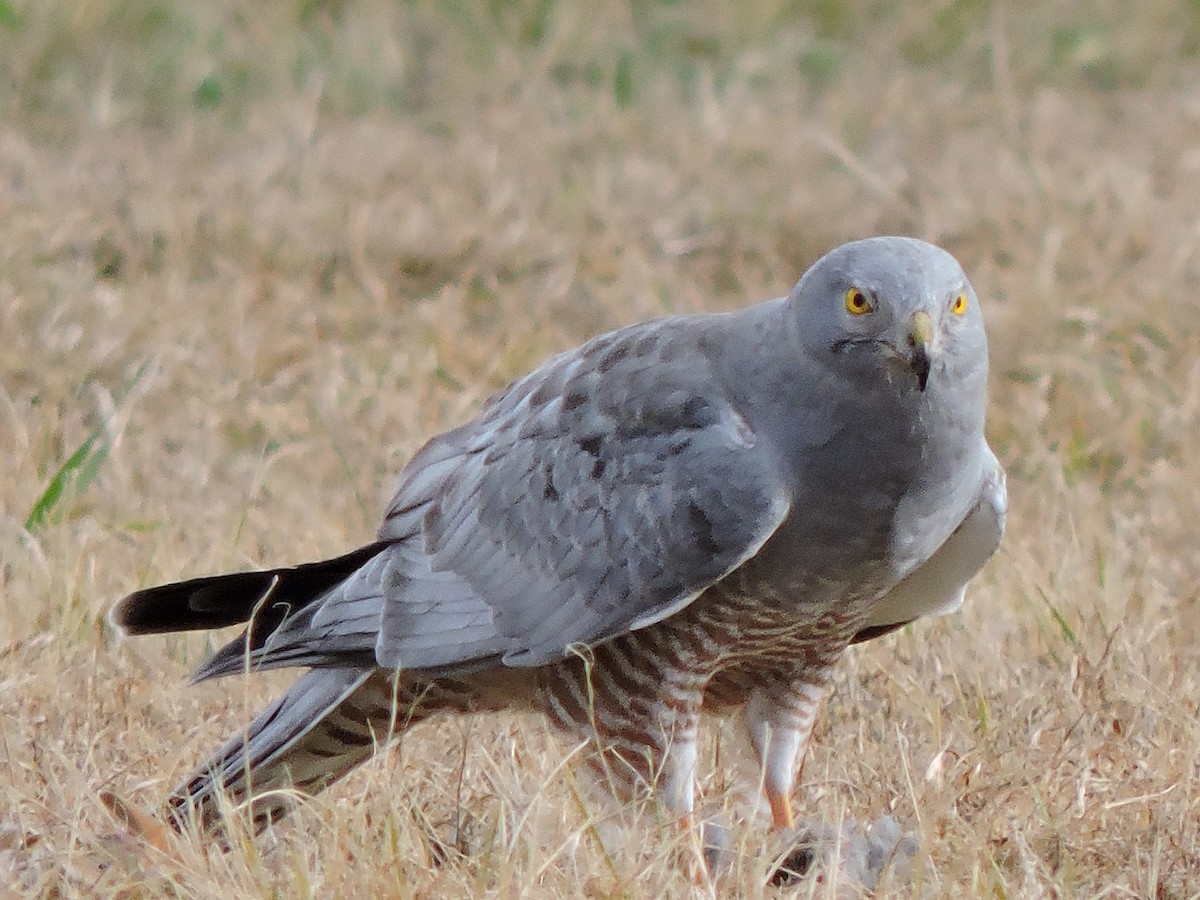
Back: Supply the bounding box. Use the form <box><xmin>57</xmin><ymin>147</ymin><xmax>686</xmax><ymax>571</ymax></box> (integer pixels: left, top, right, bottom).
<box><xmin>845</xmin><ymin>288</ymin><xmax>873</xmax><ymax>316</ymax></box>
<box><xmin>951</xmin><ymin>293</ymin><xmax>968</xmax><ymax>316</ymax></box>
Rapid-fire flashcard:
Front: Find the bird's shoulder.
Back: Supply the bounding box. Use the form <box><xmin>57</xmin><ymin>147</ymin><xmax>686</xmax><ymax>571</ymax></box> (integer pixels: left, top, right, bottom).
<box><xmin>381</xmin><ymin>311</ymin><xmax>764</xmax><ymax>531</ymax></box>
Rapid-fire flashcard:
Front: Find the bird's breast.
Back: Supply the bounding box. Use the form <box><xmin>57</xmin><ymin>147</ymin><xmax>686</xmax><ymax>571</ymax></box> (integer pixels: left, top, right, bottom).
<box><xmin>742</xmin><ymin>393</ymin><xmax>982</xmax><ymax>609</ymax></box>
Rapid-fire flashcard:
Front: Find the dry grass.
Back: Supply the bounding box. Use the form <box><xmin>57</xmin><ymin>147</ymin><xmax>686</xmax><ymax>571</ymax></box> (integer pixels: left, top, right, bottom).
<box><xmin>2</xmin><ymin>1</ymin><xmax>1199</xmax><ymax>896</ymax></box>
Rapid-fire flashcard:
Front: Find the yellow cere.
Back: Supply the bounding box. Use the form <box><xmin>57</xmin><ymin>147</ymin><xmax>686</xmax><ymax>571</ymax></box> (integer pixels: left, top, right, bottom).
<box><xmin>845</xmin><ymin>287</ymin><xmax>873</xmax><ymax>315</ymax></box>
<box><xmin>952</xmin><ymin>293</ymin><xmax>968</xmax><ymax>315</ymax></box>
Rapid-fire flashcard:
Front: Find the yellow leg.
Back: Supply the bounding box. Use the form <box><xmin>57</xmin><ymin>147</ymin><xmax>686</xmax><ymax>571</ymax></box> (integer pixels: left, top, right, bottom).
<box><xmin>767</xmin><ymin>789</ymin><xmax>795</xmax><ymax>831</ymax></box>
<box><xmin>744</xmin><ymin>679</ymin><xmax>829</xmax><ymax>835</ymax></box>
<box><xmin>100</xmin><ymin>790</ymin><xmax>173</xmax><ymax>853</ymax></box>
<box><xmin>676</xmin><ymin>812</ymin><xmax>709</xmax><ymax>884</ymax></box>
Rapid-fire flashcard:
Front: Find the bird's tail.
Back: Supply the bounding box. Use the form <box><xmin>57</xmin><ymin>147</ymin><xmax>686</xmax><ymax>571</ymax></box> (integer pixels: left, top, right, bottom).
<box><xmin>166</xmin><ymin>668</ymin><xmax>496</xmax><ymax>836</ymax></box>
<box><xmin>111</xmin><ymin>543</ymin><xmax>499</xmax><ymax>836</ymax></box>
<box><xmin>111</xmin><ymin>541</ymin><xmax>393</xmax><ymax>683</ymax></box>
<box><xmin>167</xmin><ymin>667</ymin><xmax>400</xmax><ymax>834</ymax></box>
<box><xmin>110</xmin><ymin>542</ymin><xmax>392</xmax><ymax>637</ymax></box>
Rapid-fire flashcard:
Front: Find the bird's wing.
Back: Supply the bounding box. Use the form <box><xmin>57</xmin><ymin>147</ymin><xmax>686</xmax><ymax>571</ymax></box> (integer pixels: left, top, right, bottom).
<box><xmin>856</xmin><ymin>445</ymin><xmax>1006</xmax><ymax>640</ymax></box>
<box><xmin>348</xmin><ymin>318</ymin><xmax>790</xmax><ymax>673</ymax></box>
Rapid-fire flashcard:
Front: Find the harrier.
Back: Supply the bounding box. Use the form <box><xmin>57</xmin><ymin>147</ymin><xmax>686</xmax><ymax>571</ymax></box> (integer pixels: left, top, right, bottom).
<box><xmin>113</xmin><ymin>237</ymin><xmax>1005</xmax><ymax>859</ymax></box>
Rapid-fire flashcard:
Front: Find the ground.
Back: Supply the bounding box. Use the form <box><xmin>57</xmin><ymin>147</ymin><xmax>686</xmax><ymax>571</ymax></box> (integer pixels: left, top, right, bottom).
<box><xmin>1</xmin><ymin>1</ymin><xmax>1198</xmax><ymax>896</ymax></box>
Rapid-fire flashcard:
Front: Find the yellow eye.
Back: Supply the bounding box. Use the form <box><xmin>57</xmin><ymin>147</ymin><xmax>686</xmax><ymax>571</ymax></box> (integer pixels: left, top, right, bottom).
<box><xmin>951</xmin><ymin>293</ymin><xmax>968</xmax><ymax>315</ymax></box>
<box><xmin>845</xmin><ymin>287</ymin><xmax>873</xmax><ymax>316</ymax></box>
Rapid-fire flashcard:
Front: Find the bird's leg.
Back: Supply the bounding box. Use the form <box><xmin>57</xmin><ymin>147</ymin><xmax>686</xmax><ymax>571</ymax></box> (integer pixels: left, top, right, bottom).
<box><xmin>742</xmin><ymin>680</ymin><xmax>828</xmax><ymax>832</ymax></box>
<box><xmin>540</xmin><ymin>644</ymin><xmax>710</xmax><ymax>869</ymax></box>
<box><xmin>656</xmin><ymin>718</ymin><xmax>713</xmax><ymax>883</ymax></box>
<box><xmin>540</xmin><ymin>630</ymin><xmax>743</xmax><ymax>884</ymax></box>
<box><xmin>658</xmin><ymin>717</ymin><xmax>699</xmax><ymax>821</ymax></box>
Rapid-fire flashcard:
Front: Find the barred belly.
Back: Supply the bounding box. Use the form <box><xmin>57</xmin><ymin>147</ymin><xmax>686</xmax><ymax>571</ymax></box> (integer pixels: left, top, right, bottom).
<box><xmin>536</xmin><ymin>584</ymin><xmax>872</xmax><ymax>805</ymax></box>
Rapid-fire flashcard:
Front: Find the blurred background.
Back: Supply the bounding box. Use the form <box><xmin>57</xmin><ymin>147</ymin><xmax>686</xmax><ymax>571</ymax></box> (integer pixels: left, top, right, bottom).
<box><xmin>1</xmin><ymin>2</ymin><xmax>1198</xmax><ymax>895</ymax></box>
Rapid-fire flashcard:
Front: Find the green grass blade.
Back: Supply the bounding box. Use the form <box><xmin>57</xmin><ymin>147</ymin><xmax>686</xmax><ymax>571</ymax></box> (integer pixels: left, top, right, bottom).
<box><xmin>24</xmin><ymin>433</ymin><xmax>102</xmax><ymax>532</ymax></box>
<box><xmin>24</xmin><ymin>362</ymin><xmax>149</xmax><ymax>533</ymax></box>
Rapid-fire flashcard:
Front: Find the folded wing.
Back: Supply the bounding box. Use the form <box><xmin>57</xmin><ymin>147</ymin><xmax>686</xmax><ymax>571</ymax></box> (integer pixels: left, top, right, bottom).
<box><xmin>367</xmin><ymin>320</ymin><xmax>791</xmax><ymax>672</ymax></box>
<box><xmin>854</xmin><ymin>446</ymin><xmax>1006</xmax><ymax>642</ymax></box>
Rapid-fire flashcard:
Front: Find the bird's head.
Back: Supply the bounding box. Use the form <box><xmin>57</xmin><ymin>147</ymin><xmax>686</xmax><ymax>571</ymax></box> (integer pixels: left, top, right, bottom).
<box><xmin>789</xmin><ymin>236</ymin><xmax>988</xmax><ymax>398</ymax></box>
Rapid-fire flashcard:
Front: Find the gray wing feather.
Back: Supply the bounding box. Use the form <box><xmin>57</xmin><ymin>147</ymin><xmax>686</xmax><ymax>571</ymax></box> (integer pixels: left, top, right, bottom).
<box><xmin>863</xmin><ymin>446</ymin><xmax>1006</xmax><ymax>631</ymax></box>
<box><xmin>364</xmin><ymin>318</ymin><xmax>790</xmax><ymax>672</ymax></box>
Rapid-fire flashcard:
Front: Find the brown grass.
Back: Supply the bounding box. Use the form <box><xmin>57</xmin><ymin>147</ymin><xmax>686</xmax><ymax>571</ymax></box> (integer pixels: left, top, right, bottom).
<box><xmin>2</xmin><ymin>1</ymin><xmax>1199</xmax><ymax>896</ymax></box>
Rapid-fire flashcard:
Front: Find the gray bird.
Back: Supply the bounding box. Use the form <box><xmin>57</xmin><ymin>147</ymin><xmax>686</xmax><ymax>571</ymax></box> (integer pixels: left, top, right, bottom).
<box><xmin>112</xmin><ymin>236</ymin><xmax>1006</xmax><ymax>847</ymax></box>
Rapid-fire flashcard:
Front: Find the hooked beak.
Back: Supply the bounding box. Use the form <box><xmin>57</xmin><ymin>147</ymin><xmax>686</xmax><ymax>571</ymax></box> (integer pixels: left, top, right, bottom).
<box><xmin>905</xmin><ymin>310</ymin><xmax>933</xmax><ymax>392</ymax></box>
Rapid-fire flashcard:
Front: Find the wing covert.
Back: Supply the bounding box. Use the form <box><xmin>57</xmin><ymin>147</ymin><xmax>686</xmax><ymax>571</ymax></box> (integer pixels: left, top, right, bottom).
<box><xmin>860</xmin><ymin>445</ymin><xmax>1006</xmax><ymax>636</ymax></box>
<box><xmin>374</xmin><ymin>319</ymin><xmax>791</xmax><ymax>673</ymax></box>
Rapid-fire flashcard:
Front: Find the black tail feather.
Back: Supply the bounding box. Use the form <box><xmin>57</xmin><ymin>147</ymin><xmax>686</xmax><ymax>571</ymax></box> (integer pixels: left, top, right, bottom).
<box><xmin>112</xmin><ymin>541</ymin><xmax>393</xmax><ymax>635</ymax></box>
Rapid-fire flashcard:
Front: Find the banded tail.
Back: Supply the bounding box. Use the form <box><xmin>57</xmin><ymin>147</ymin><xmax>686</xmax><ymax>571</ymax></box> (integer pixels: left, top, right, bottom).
<box><xmin>166</xmin><ymin>668</ymin><xmax>400</xmax><ymax>834</ymax></box>
<box><xmin>112</xmin><ymin>545</ymin><xmax>516</xmax><ymax>835</ymax></box>
<box><xmin>112</xmin><ymin>545</ymin><xmax>400</xmax><ymax>834</ymax></box>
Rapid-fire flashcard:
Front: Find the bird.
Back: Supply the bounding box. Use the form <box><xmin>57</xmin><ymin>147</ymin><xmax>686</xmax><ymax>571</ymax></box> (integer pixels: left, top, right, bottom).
<box><xmin>111</xmin><ymin>236</ymin><xmax>1006</xmax><ymax>853</ymax></box>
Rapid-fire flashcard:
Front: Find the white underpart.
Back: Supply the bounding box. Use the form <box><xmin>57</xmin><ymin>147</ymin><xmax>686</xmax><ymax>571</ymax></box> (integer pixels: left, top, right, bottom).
<box><xmin>868</xmin><ymin>449</ymin><xmax>1006</xmax><ymax>630</ymax></box>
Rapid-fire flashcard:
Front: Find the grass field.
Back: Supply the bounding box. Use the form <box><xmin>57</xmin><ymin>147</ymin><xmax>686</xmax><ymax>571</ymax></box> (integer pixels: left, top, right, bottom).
<box><xmin>2</xmin><ymin>1</ymin><xmax>1199</xmax><ymax>896</ymax></box>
